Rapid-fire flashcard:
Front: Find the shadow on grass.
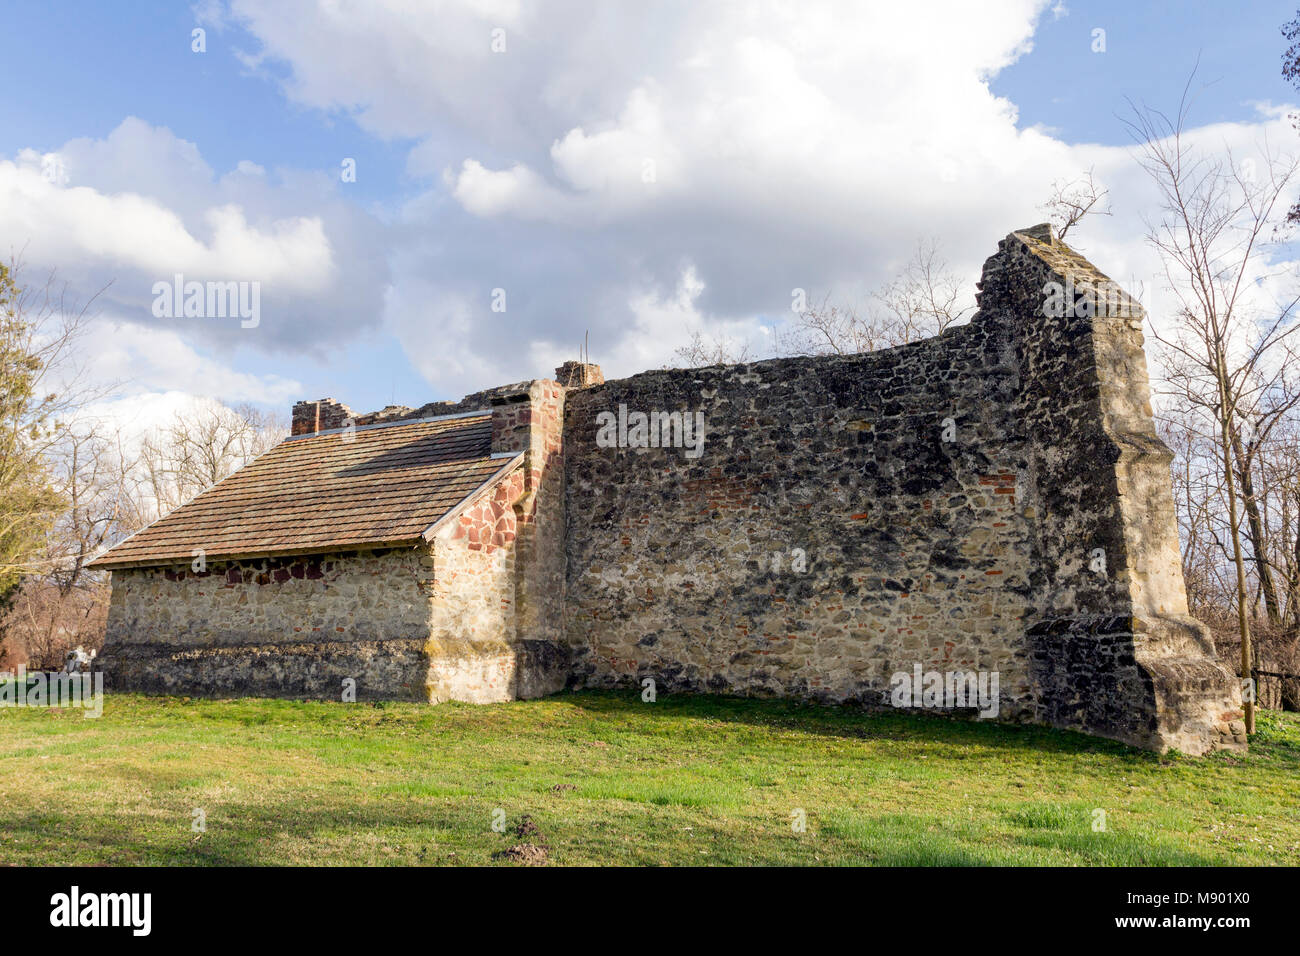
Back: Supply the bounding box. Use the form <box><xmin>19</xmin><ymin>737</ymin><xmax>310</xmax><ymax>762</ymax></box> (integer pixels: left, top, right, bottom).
<box><xmin>0</xmin><ymin>802</ymin><xmax>754</xmax><ymax>866</ymax></box>
<box><xmin>820</xmin><ymin>810</ymin><xmax>1230</xmax><ymax>866</ymax></box>
<box><xmin>0</xmin><ymin>795</ymin><xmax>1232</xmax><ymax>866</ymax></box>
<box><xmin>550</xmin><ymin>688</ymin><xmax>1164</xmax><ymax>762</ymax></box>
<box><xmin>109</xmin><ymin>685</ymin><xmax>1300</xmax><ymax>770</ymax></box>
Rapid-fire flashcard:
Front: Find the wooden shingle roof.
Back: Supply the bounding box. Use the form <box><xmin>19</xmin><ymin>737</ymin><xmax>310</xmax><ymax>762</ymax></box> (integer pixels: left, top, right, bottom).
<box><xmin>90</xmin><ymin>412</ymin><xmax>516</xmax><ymax>569</ymax></box>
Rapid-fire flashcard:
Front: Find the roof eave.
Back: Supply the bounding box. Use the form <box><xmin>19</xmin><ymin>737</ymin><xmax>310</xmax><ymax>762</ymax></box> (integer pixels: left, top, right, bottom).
<box><xmin>89</xmin><ymin>536</ymin><xmax>431</xmax><ymax>572</ymax></box>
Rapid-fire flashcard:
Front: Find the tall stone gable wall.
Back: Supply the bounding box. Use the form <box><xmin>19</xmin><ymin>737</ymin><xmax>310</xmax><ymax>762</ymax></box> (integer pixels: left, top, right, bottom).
<box><xmin>561</xmin><ymin>227</ymin><xmax>1244</xmax><ymax>754</ymax></box>
<box><xmin>982</xmin><ymin>230</ymin><xmax>1243</xmax><ymax>751</ymax></box>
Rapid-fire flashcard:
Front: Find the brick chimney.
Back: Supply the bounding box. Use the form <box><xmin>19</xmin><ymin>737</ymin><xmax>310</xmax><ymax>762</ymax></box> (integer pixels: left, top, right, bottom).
<box><xmin>554</xmin><ymin>361</ymin><xmax>604</xmax><ymax>389</ymax></box>
<box><xmin>490</xmin><ymin>380</ymin><xmax>563</xmax><ymax>461</ymax></box>
<box><xmin>488</xmin><ymin>380</ymin><xmax>565</xmax><ymax>644</ymax></box>
<box><xmin>291</xmin><ymin>398</ymin><xmax>355</xmax><ymax>436</ymax></box>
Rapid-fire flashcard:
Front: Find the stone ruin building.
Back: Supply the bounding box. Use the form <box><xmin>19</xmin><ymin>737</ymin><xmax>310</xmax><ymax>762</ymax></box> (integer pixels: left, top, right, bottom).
<box><xmin>91</xmin><ymin>225</ymin><xmax>1247</xmax><ymax>754</ymax></box>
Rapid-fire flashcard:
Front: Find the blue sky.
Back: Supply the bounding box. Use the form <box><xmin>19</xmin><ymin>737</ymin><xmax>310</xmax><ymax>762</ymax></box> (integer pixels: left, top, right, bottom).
<box><xmin>995</xmin><ymin>1</ymin><xmax>1299</xmax><ymax>142</ymax></box>
<box><xmin>1</xmin><ymin>1</ymin><xmax>1297</xmax><ymax>423</ymax></box>
<box><xmin>4</xmin><ymin>3</ymin><xmax>412</xmax><ymax>204</ymax></box>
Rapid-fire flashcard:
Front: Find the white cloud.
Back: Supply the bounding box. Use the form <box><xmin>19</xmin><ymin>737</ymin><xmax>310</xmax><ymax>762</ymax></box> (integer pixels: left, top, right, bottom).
<box><xmin>79</xmin><ymin>317</ymin><xmax>302</xmax><ymax>407</ymax></box>
<box><xmin>14</xmin><ymin>1</ymin><xmax>1300</xmax><ymax>412</ymax></box>
<box><xmin>0</xmin><ymin>117</ymin><xmax>390</xmax><ymax>356</ymax></box>
<box><xmin>0</xmin><ymin>157</ymin><xmax>332</xmax><ymax>287</ymax></box>
<box><xmin>450</xmin><ymin>160</ymin><xmax>568</xmax><ymax>220</ymax></box>
<box><xmin>213</xmin><ymin>0</ymin><xmax>1095</xmax><ymax>395</ymax></box>
<box><xmin>40</xmin><ymin>314</ymin><xmax>303</xmax><ymax>457</ymax></box>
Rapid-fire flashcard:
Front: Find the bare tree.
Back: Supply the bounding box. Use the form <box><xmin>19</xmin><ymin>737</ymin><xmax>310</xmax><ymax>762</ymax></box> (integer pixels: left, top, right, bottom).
<box><xmin>2</xmin><ymin>400</ymin><xmax>286</xmax><ymax>667</ymax></box>
<box><xmin>776</xmin><ymin>294</ymin><xmax>895</xmax><ymax>357</ymax></box>
<box><xmin>1126</xmin><ymin>77</ymin><xmax>1300</xmax><ymax>733</ymax></box>
<box><xmin>2</xmin><ymin>421</ymin><xmax>142</xmax><ymax>667</ymax></box>
<box><xmin>673</xmin><ymin>330</ymin><xmax>753</xmax><ymax>368</ymax></box>
<box><xmin>0</xmin><ymin>258</ymin><xmax>109</xmax><ymax>589</ymax></box>
<box><xmin>877</xmin><ymin>238</ymin><xmax>974</xmax><ymax>338</ymax></box>
<box><xmin>1158</xmin><ymin>407</ymin><xmax>1235</xmax><ymax>614</ymax></box>
<box><xmin>1040</xmin><ymin>167</ymin><xmax>1112</xmax><ymax>240</ymax></box>
<box><xmin>1259</xmin><ymin>418</ymin><xmax>1300</xmax><ymax>631</ymax></box>
<box><xmin>137</xmin><ymin>400</ymin><xmax>286</xmax><ymax>518</ymax></box>
<box><xmin>777</xmin><ymin>239</ymin><xmax>974</xmax><ymax>357</ymax></box>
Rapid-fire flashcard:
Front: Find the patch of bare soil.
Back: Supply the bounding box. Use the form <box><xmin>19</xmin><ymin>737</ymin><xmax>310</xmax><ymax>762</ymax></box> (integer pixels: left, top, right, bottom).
<box><xmin>494</xmin><ymin>843</ymin><xmax>549</xmax><ymax>865</ymax></box>
<box><xmin>513</xmin><ymin>814</ymin><xmax>542</xmax><ymax>840</ymax></box>
<box><xmin>493</xmin><ymin>814</ymin><xmax>550</xmax><ymax>865</ymax></box>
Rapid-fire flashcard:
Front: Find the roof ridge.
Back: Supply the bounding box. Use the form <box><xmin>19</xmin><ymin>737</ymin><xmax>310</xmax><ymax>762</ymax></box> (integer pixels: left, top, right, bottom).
<box><xmin>284</xmin><ymin>408</ymin><xmax>491</xmax><ymax>441</ymax></box>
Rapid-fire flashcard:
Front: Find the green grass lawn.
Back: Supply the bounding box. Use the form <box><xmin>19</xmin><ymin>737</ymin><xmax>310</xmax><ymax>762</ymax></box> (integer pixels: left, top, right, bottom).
<box><xmin>0</xmin><ymin>689</ymin><xmax>1297</xmax><ymax>866</ymax></box>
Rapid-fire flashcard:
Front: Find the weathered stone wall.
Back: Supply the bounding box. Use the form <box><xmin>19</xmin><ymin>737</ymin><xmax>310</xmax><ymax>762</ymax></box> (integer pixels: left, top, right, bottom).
<box><xmin>563</xmin><ymin>323</ymin><xmax>1037</xmax><ymax>717</ymax></box>
<box><xmin>99</xmin><ymin>548</ymin><xmax>436</xmax><ymax>699</ymax></box>
<box><xmin>490</xmin><ymin>380</ymin><xmax>568</xmax><ymax>646</ymax></box>
<box><xmin>101</xmin><ymin>455</ymin><xmax>569</xmax><ymax>704</ymax></box>
<box><xmin>562</xmin><ymin>226</ymin><xmax>1244</xmax><ymax>754</ymax></box>
<box><xmin>981</xmin><ymin>227</ymin><xmax>1245</xmax><ymax>752</ymax></box>
<box><xmin>424</xmin><ymin>467</ymin><xmax>566</xmax><ymax>703</ymax></box>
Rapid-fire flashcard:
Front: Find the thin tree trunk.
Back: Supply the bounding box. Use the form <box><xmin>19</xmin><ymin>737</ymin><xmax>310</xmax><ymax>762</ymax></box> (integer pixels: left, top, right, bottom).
<box><xmin>1232</xmin><ymin>429</ymin><xmax>1282</xmax><ymax>624</ymax></box>
<box><xmin>1220</xmin><ymin>397</ymin><xmax>1255</xmax><ymax>733</ymax></box>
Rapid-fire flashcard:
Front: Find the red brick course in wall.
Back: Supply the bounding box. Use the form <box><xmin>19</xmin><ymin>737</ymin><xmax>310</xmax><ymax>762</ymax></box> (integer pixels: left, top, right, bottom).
<box><xmin>451</xmin><ymin>471</ymin><xmax>524</xmax><ymax>553</ymax></box>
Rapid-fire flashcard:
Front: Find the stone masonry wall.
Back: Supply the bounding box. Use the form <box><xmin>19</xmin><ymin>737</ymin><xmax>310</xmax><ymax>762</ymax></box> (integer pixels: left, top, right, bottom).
<box><xmin>99</xmin><ymin>547</ymin><xmax>436</xmax><ymax>699</ymax></box>
<box><xmin>564</xmin><ymin>320</ymin><xmax>1039</xmax><ymax>717</ymax></box>
<box><xmin>424</xmin><ymin>467</ymin><xmax>558</xmax><ymax>703</ymax></box>
<box><xmin>981</xmin><ymin>227</ymin><xmax>1245</xmax><ymax>752</ymax></box>
<box><xmin>562</xmin><ymin>227</ymin><xmax>1244</xmax><ymax>754</ymax></box>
